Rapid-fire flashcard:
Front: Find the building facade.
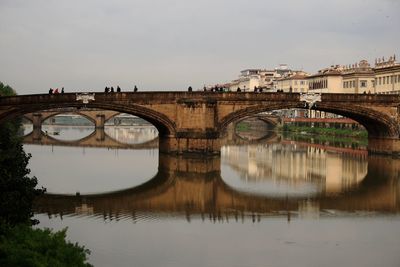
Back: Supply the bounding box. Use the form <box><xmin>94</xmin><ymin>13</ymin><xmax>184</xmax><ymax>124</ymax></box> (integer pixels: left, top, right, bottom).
<box><xmin>342</xmin><ymin>60</ymin><xmax>375</xmax><ymax>94</ymax></box>
<box><xmin>373</xmin><ymin>56</ymin><xmax>400</xmax><ymax>94</ymax></box>
<box><xmin>275</xmin><ymin>72</ymin><xmax>309</xmax><ymax>93</ymax></box>
<box><xmin>307</xmin><ymin>66</ymin><xmax>343</xmax><ymax>93</ymax></box>
<box><xmin>224</xmin><ymin>54</ymin><xmax>399</xmax><ymax>95</ymax></box>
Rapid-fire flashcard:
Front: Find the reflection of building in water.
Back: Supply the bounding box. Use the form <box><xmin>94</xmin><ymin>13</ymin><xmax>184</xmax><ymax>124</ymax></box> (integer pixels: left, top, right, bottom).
<box><xmin>222</xmin><ymin>143</ymin><xmax>368</xmax><ymax>194</ymax></box>
<box><xmin>104</xmin><ymin>126</ymin><xmax>158</xmax><ymax>144</ymax></box>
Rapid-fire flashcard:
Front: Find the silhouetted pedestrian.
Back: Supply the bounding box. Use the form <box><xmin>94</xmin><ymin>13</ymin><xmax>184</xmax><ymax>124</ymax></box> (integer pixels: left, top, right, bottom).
<box><xmin>54</xmin><ymin>88</ymin><xmax>59</xmax><ymax>94</ymax></box>
<box><xmin>49</xmin><ymin>88</ymin><xmax>53</xmax><ymax>94</ymax></box>
<box><xmin>134</xmin><ymin>85</ymin><xmax>138</xmax><ymax>92</ymax></box>
<box><xmin>203</xmin><ymin>86</ymin><xmax>207</xmax><ymax>92</ymax></box>
<box><xmin>188</xmin><ymin>86</ymin><xmax>193</xmax><ymax>92</ymax></box>
<box><xmin>111</xmin><ymin>87</ymin><xmax>114</xmax><ymax>93</ymax></box>
<box><xmin>61</xmin><ymin>87</ymin><xmax>64</xmax><ymax>94</ymax></box>
<box><xmin>237</xmin><ymin>87</ymin><xmax>241</xmax><ymax>92</ymax></box>
<box><xmin>117</xmin><ymin>86</ymin><xmax>121</xmax><ymax>92</ymax></box>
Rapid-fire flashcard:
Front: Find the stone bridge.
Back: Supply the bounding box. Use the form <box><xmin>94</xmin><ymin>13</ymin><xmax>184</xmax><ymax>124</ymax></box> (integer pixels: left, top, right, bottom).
<box><xmin>1</xmin><ymin>92</ymin><xmax>400</xmax><ymax>155</ymax></box>
<box><xmin>23</xmin><ymin>108</ymin><xmax>121</xmax><ymax>129</ymax></box>
<box><xmin>34</xmin><ymin>155</ymin><xmax>400</xmax><ymax>221</ymax></box>
<box><xmin>23</xmin><ymin>127</ymin><xmax>159</xmax><ymax>150</ymax></box>
<box><xmin>23</xmin><ymin>124</ymin><xmax>277</xmax><ymax>150</ymax></box>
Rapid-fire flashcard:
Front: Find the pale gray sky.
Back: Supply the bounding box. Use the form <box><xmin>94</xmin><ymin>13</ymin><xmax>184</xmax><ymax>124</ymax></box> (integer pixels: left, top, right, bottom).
<box><xmin>0</xmin><ymin>0</ymin><xmax>399</xmax><ymax>94</ymax></box>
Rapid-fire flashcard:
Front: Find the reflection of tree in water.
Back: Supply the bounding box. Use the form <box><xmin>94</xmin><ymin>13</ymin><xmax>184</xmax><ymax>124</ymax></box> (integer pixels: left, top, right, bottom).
<box><xmin>222</xmin><ymin>142</ymin><xmax>368</xmax><ymax>194</ymax></box>
<box><xmin>235</xmin><ymin>118</ymin><xmax>274</xmax><ymax>140</ymax></box>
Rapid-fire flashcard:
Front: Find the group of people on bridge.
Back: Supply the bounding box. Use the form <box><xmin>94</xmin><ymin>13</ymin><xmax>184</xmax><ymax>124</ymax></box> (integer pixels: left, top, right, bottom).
<box><xmin>104</xmin><ymin>85</ymin><xmax>138</xmax><ymax>93</ymax></box>
<box><xmin>49</xmin><ymin>87</ymin><xmax>64</xmax><ymax>94</ymax></box>
<box><xmin>200</xmin><ymin>85</ymin><xmax>267</xmax><ymax>92</ymax></box>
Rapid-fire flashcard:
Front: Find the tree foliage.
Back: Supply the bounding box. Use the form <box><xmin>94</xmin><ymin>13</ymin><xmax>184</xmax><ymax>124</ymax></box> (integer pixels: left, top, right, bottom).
<box><xmin>0</xmin><ymin>82</ymin><xmax>92</xmax><ymax>266</ymax></box>
<box><xmin>0</xmin><ymin>83</ymin><xmax>45</xmax><ymax>226</ymax></box>
<box><xmin>0</xmin><ymin>82</ymin><xmax>16</xmax><ymax>96</ymax></box>
<box><xmin>0</xmin><ymin>224</ymin><xmax>92</xmax><ymax>267</ymax></box>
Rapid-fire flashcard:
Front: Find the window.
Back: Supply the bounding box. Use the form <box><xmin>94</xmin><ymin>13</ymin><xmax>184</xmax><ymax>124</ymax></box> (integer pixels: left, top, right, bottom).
<box><xmin>300</xmin><ymin>81</ymin><xmax>304</xmax><ymax>85</ymax></box>
<box><xmin>379</xmin><ymin>77</ymin><xmax>382</xmax><ymax>85</ymax></box>
<box><xmin>383</xmin><ymin>77</ymin><xmax>385</xmax><ymax>85</ymax></box>
<box><xmin>360</xmin><ymin>80</ymin><xmax>367</xmax><ymax>87</ymax></box>
<box><xmin>343</xmin><ymin>82</ymin><xmax>346</xmax><ymax>88</ymax></box>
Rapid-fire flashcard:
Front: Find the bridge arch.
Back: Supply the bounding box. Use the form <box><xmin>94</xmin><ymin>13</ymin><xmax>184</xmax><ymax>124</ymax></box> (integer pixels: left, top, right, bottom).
<box><xmin>41</xmin><ymin>111</ymin><xmax>97</xmax><ymax>126</ymax></box>
<box><xmin>218</xmin><ymin>102</ymin><xmax>399</xmax><ymax>139</ymax></box>
<box><xmin>3</xmin><ymin>102</ymin><xmax>176</xmax><ymax>137</ymax></box>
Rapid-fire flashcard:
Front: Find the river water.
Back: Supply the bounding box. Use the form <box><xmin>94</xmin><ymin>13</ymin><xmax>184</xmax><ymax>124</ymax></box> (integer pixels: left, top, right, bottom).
<box><xmin>22</xmin><ymin>124</ymin><xmax>400</xmax><ymax>267</ymax></box>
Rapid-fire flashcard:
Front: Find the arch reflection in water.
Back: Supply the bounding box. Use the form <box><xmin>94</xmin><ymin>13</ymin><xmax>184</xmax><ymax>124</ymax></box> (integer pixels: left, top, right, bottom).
<box><xmin>41</xmin><ymin>114</ymin><xmax>95</xmax><ymax>141</ymax></box>
<box><xmin>34</xmin><ymin>154</ymin><xmax>400</xmax><ymax>223</ymax></box>
<box><xmin>23</xmin><ymin>126</ymin><xmax>159</xmax><ymax>195</ymax></box>
<box><xmin>104</xmin><ymin>125</ymin><xmax>158</xmax><ymax>145</ymax></box>
<box><xmin>23</xmin><ymin>127</ymin><xmax>159</xmax><ymax>150</ymax></box>
<box><xmin>41</xmin><ymin>125</ymin><xmax>95</xmax><ymax>141</ymax></box>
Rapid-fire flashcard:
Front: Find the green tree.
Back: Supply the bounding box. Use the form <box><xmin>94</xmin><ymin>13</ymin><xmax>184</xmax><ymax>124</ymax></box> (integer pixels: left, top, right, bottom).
<box><xmin>0</xmin><ymin>82</ymin><xmax>45</xmax><ymax>226</ymax></box>
<box><xmin>0</xmin><ymin>82</ymin><xmax>16</xmax><ymax>96</ymax></box>
<box><xmin>0</xmin><ymin>224</ymin><xmax>92</xmax><ymax>267</ymax></box>
<box><xmin>0</xmin><ymin>82</ymin><xmax>92</xmax><ymax>266</ymax></box>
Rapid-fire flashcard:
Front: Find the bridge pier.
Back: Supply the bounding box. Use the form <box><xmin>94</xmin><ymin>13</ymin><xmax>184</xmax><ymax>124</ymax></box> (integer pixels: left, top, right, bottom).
<box><xmin>94</xmin><ymin>128</ymin><xmax>105</xmax><ymax>141</ymax></box>
<box><xmin>368</xmin><ymin>137</ymin><xmax>400</xmax><ymax>156</ymax></box>
<box><xmin>32</xmin><ymin>126</ymin><xmax>42</xmax><ymax>141</ymax></box>
<box><xmin>159</xmin><ymin>135</ymin><xmax>221</xmax><ymax>155</ymax></box>
<box><xmin>31</xmin><ymin>113</ymin><xmax>43</xmax><ymax>140</ymax></box>
<box><xmin>95</xmin><ymin>114</ymin><xmax>105</xmax><ymax>129</ymax></box>
<box><xmin>159</xmin><ymin>154</ymin><xmax>221</xmax><ymax>174</ymax></box>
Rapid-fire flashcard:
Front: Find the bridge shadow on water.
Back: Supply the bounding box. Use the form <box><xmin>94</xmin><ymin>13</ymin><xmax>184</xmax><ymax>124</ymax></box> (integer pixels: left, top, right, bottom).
<box><xmin>34</xmin><ymin>151</ymin><xmax>400</xmax><ymax>223</ymax></box>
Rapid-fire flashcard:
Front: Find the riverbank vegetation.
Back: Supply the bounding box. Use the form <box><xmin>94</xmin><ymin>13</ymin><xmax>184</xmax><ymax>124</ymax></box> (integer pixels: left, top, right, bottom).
<box><xmin>280</xmin><ymin>124</ymin><xmax>368</xmax><ymax>139</ymax></box>
<box><xmin>0</xmin><ymin>82</ymin><xmax>92</xmax><ymax>267</ymax></box>
<box><xmin>278</xmin><ymin>123</ymin><xmax>368</xmax><ymax>148</ymax></box>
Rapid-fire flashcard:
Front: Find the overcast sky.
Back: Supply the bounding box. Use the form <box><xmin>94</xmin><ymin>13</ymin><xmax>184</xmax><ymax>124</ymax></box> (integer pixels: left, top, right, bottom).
<box><xmin>0</xmin><ymin>0</ymin><xmax>399</xmax><ymax>94</ymax></box>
